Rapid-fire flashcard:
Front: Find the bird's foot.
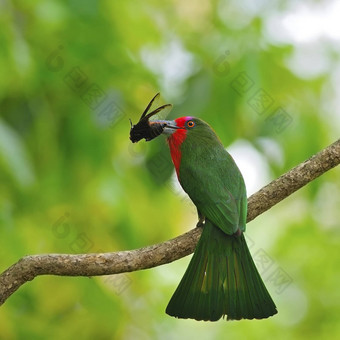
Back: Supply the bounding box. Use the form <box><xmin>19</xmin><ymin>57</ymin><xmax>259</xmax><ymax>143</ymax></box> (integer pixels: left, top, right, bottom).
<box><xmin>196</xmin><ymin>216</ymin><xmax>205</xmax><ymax>228</ymax></box>
<box><xmin>233</xmin><ymin>228</ymin><xmax>242</xmax><ymax>237</ymax></box>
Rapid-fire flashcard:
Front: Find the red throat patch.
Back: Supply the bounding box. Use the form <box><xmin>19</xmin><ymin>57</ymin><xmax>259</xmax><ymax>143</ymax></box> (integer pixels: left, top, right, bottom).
<box><xmin>167</xmin><ymin>117</ymin><xmax>190</xmax><ymax>177</ymax></box>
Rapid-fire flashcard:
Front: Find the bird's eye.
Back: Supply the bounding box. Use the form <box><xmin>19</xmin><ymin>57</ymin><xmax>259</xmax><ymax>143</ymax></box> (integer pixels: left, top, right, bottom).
<box><xmin>187</xmin><ymin>120</ymin><xmax>195</xmax><ymax>128</ymax></box>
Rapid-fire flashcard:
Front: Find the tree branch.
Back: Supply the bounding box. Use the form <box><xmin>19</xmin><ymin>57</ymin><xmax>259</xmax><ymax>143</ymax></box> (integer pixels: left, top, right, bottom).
<box><xmin>1</xmin><ymin>139</ymin><xmax>339</xmax><ymax>306</ymax></box>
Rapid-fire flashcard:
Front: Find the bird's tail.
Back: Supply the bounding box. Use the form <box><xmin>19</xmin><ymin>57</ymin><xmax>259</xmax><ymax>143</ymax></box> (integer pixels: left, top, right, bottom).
<box><xmin>166</xmin><ymin>220</ymin><xmax>277</xmax><ymax>321</ymax></box>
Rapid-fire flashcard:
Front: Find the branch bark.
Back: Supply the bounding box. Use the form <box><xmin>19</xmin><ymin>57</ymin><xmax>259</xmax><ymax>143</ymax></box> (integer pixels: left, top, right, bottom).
<box><xmin>1</xmin><ymin>139</ymin><xmax>339</xmax><ymax>306</ymax></box>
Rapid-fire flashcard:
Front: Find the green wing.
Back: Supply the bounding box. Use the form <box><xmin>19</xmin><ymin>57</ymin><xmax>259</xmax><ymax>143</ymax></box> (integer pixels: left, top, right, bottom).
<box><xmin>179</xmin><ymin>148</ymin><xmax>247</xmax><ymax>235</ymax></box>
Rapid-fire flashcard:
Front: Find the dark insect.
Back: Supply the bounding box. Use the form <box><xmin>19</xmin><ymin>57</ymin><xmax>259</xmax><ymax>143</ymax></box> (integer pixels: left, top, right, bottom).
<box><xmin>129</xmin><ymin>93</ymin><xmax>172</xmax><ymax>143</ymax></box>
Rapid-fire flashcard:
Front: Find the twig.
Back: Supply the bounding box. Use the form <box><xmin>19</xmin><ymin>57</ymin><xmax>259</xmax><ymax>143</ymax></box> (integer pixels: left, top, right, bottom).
<box><xmin>0</xmin><ymin>139</ymin><xmax>339</xmax><ymax>306</ymax></box>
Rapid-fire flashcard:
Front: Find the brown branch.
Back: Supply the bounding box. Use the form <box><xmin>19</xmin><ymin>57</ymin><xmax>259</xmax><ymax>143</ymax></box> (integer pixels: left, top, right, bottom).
<box><xmin>0</xmin><ymin>139</ymin><xmax>339</xmax><ymax>306</ymax></box>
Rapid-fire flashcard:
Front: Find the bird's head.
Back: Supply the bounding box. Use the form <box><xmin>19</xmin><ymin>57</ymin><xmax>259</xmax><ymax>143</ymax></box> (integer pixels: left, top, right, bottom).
<box><xmin>151</xmin><ymin>116</ymin><xmax>219</xmax><ymax>144</ymax></box>
<box><xmin>151</xmin><ymin>116</ymin><xmax>222</xmax><ymax>173</ymax></box>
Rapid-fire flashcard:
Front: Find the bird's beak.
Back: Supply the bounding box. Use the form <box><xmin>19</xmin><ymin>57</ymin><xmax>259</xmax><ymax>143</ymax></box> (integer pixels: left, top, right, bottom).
<box><xmin>150</xmin><ymin>120</ymin><xmax>182</xmax><ymax>135</ymax></box>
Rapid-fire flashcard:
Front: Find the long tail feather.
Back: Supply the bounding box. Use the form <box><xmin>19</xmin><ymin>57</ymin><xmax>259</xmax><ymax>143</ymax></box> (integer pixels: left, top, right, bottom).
<box><xmin>166</xmin><ymin>220</ymin><xmax>277</xmax><ymax>321</ymax></box>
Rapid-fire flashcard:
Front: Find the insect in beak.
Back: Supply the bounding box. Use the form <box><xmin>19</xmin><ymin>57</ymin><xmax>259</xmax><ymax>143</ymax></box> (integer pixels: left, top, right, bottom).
<box><xmin>129</xmin><ymin>93</ymin><xmax>173</xmax><ymax>143</ymax></box>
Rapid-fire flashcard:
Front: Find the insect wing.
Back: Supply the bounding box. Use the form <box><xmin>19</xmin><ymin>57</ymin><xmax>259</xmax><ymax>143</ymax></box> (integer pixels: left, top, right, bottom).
<box><xmin>140</xmin><ymin>92</ymin><xmax>160</xmax><ymax>119</ymax></box>
<box><xmin>146</xmin><ymin>103</ymin><xmax>173</xmax><ymax>121</ymax></box>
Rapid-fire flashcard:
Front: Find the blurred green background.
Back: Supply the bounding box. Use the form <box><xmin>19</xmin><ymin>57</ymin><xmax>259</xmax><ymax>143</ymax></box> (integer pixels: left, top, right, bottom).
<box><xmin>0</xmin><ymin>0</ymin><xmax>340</xmax><ymax>339</ymax></box>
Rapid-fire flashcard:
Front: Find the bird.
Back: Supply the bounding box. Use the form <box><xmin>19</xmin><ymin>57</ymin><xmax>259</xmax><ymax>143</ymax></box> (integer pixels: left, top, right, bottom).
<box><xmin>152</xmin><ymin>116</ymin><xmax>278</xmax><ymax>321</ymax></box>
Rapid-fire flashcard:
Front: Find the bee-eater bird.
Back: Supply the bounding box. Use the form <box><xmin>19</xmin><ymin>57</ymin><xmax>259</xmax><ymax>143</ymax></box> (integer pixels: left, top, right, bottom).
<box><xmin>152</xmin><ymin>116</ymin><xmax>277</xmax><ymax>321</ymax></box>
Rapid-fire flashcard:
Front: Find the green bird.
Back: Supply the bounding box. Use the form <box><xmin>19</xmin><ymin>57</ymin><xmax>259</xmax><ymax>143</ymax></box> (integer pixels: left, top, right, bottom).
<box><xmin>152</xmin><ymin>116</ymin><xmax>277</xmax><ymax>321</ymax></box>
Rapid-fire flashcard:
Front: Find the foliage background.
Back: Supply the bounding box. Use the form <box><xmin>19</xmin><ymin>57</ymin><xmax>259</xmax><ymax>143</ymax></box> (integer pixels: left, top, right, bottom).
<box><xmin>0</xmin><ymin>0</ymin><xmax>339</xmax><ymax>339</ymax></box>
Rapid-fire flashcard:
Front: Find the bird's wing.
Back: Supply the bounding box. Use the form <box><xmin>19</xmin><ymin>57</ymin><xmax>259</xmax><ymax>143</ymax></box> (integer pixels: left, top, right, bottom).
<box><xmin>179</xmin><ymin>154</ymin><xmax>247</xmax><ymax>235</ymax></box>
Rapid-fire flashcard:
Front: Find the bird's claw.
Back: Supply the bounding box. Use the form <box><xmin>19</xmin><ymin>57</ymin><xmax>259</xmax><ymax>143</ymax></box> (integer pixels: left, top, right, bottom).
<box><xmin>196</xmin><ymin>216</ymin><xmax>205</xmax><ymax>228</ymax></box>
<box><xmin>233</xmin><ymin>228</ymin><xmax>242</xmax><ymax>237</ymax></box>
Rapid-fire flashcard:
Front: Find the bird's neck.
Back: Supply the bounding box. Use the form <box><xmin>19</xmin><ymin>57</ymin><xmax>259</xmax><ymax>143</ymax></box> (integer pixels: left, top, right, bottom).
<box><xmin>167</xmin><ymin>130</ymin><xmax>187</xmax><ymax>176</ymax></box>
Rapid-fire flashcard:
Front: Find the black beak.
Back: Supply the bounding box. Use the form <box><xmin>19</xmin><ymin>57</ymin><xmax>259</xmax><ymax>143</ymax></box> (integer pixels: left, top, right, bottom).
<box><xmin>151</xmin><ymin>120</ymin><xmax>182</xmax><ymax>135</ymax></box>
